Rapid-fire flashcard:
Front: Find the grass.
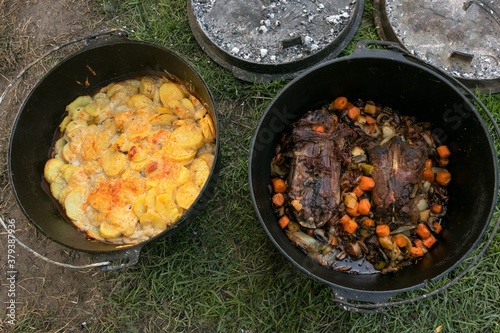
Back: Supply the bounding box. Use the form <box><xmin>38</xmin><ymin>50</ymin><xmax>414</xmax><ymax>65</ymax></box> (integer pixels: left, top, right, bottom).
<box><xmin>10</xmin><ymin>0</ymin><xmax>500</xmax><ymax>332</ymax></box>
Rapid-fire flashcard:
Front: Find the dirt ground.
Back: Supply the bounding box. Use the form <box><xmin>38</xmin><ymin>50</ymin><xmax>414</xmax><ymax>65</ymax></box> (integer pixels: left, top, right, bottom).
<box><xmin>0</xmin><ymin>1</ymin><xmax>118</xmax><ymax>332</ymax></box>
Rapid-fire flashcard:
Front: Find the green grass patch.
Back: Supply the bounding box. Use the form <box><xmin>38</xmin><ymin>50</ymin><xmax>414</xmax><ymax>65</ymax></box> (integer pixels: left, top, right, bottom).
<box><xmin>92</xmin><ymin>1</ymin><xmax>500</xmax><ymax>332</ymax></box>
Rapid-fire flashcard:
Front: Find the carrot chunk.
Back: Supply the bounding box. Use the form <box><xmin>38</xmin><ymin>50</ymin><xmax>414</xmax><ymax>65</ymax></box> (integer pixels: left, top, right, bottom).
<box><xmin>340</xmin><ymin>214</ymin><xmax>351</xmax><ymax>225</ymax></box>
<box><xmin>424</xmin><ymin>159</ymin><xmax>433</xmax><ymax>170</ymax></box>
<box><xmin>365</xmin><ymin>115</ymin><xmax>376</xmax><ymax>124</ymax></box>
<box><xmin>358</xmin><ymin>176</ymin><xmax>375</xmax><ymax>191</ymax></box>
<box><xmin>433</xmin><ymin>222</ymin><xmax>443</xmax><ymax>234</ymax></box>
<box><xmin>392</xmin><ymin>234</ymin><xmax>409</xmax><ymax>248</ymax></box>
<box><xmin>410</xmin><ymin>246</ymin><xmax>424</xmax><ymax>257</ymax></box>
<box><xmin>438</xmin><ymin>158</ymin><xmax>449</xmax><ymax>167</ymax></box>
<box><xmin>352</xmin><ymin>186</ymin><xmax>364</xmax><ymax>198</ymax></box>
<box><xmin>346</xmin><ymin>206</ymin><xmax>360</xmax><ymax>217</ymax></box>
<box><xmin>436</xmin><ymin>145</ymin><xmax>451</xmax><ymax>159</ymax></box>
<box><xmin>346</xmin><ymin>106</ymin><xmax>361</xmax><ymax>120</ymax></box>
<box><xmin>343</xmin><ymin>219</ymin><xmax>358</xmax><ymax>234</ymax></box>
<box><xmin>422</xmin><ymin>169</ymin><xmax>435</xmax><ymax>182</ymax></box>
<box><xmin>376</xmin><ymin>224</ymin><xmax>390</xmax><ymax>237</ymax></box>
<box><xmin>312</xmin><ymin>125</ymin><xmax>325</xmax><ymax>133</ymax></box>
<box><xmin>278</xmin><ymin>215</ymin><xmax>290</xmax><ymax>229</ymax></box>
<box><xmin>416</xmin><ymin>223</ymin><xmax>432</xmax><ymax>239</ymax></box>
<box><xmin>430</xmin><ymin>203</ymin><xmax>443</xmax><ymax>214</ymax></box>
<box><xmin>271</xmin><ymin>178</ymin><xmax>287</xmax><ymax>193</ymax></box>
<box><xmin>331</xmin><ymin>96</ymin><xmax>348</xmax><ymax>110</ymax></box>
<box><xmin>422</xmin><ymin>235</ymin><xmax>437</xmax><ymax>249</ymax></box>
<box><xmin>272</xmin><ymin>193</ymin><xmax>285</xmax><ymax>207</ymax></box>
<box><xmin>361</xmin><ymin>218</ymin><xmax>375</xmax><ymax>228</ymax></box>
<box><xmin>357</xmin><ymin>198</ymin><xmax>371</xmax><ymax>215</ymax></box>
<box><xmin>436</xmin><ymin>171</ymin><xmax>452</xmax><ymax>186</ymax></box>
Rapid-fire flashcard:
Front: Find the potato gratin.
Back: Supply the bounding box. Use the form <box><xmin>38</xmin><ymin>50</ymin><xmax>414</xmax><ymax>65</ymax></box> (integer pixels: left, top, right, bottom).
<box><xmin>44</xmin><ymin>76</ymin><xmax>216</xmax><ymax>244</ymax></box>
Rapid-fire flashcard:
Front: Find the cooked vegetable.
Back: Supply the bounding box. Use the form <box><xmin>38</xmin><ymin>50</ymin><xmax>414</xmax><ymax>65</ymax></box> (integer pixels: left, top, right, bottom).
<box><xmin>425</xmin><ymin>159</ymin><xmax>433</xmax><ymax>170</ymax></box>
<box><xmin>346</xmin><ymin>206</ymin><xmax>360</xmax><ymax>217</ymax></box>
<box><xmin>272</xmin><ymin>193</ymin><xmax>285</xmax><ymax>207</ymax></box>
<box><xmin>423</xmin><ymin>169</ymin><xmax>435</xmax><ymax>182</ymax></box>
<box><xmin>44</xmin><ymin>76</ymin><xmax>216</xmax><ymax>244</ymax></box>
<box><xmin>347</xmin><ymin>106</ymin><xmax>360</xmax><ymax>120</ymax></box>
<box><xmin>358</xmin><ymin>176</ymin><xmax>375</xmax><ymax>191</ymax></box>
<box><xmin>436</xmin><ymin>145</ymin><xmax>451</xmax><ymax>159</ymax></box>
<box><xmin>352</xmin><ymin>186</ymin><xmax>364</xmax><ymax>197</ymax></box>
<box><xmin>433</xmin><ymin>222</ymin><xmax>443</xmax><ymax>234</ymax></box>
<box><xmin>422</xmin><ymin>235</ymin><xmax>437</xmax><ymax>249</ymax></box>
<box><xmin>278</xmin><ymin>215</ymin><xmax>290</xmax><ymax>229</ymax></box>
<box><xmin>410</xmin><ymin>246</ymin><xmax>424</xmax><ymax>257</ymax></box>
<box><xmin>363</xmin><ymin>102</ymin><xmax>378</xmax><ymax>115</ymax></box>
<box><xmin>330</xmin><ymin>96</ymin><xmax>348</xmax><ymax>110</ymax></box>
<box><xmin>376</xmin><ymin>224</ymin><xmax>391</xmax><ymax>237</ymax></box>
<box><xmin>357</xmin><ymin>198</ymin><xmax>371</xmax><ymax>215</ymax></box>
<box><xmin>361</xmin><ymin>218</ymin><xmax>375</xmax><ymax>228</ymax></box>
<box><xmin>271</xmin><ymin>178</ymin><xmax>287</xmax><ymax>193</ymax></box>
<box><xmin>342</xmin><ymin>218</ymin><xmax>358</xmax><ymax>234</ymax></box>
<box><xmin>436</xmin><ymin>171</ymin><xmax>452</xmax><ymax>186</ymax></box>
<box><xmin>416</xmin><ymin>223</ymin><xmax>432</xmax><ymax>239</ymax></box>
<box><xmin>430</xmin><ymin>203</ymin><xmax>443</xmax><ymax>214</ymax></box>
<box><xmin>392</xmin><ymin>234</ymin><xmax>409</xmax><ymax>248</ymax></box>
<box><xmin>312</xmin><ymin>125</ymin><xmax>325</xmax><ymax>133</ymax></box>
<box><xmin>438</xmin><ymin>158</ymin><xmax>449</xmax><ymax>167</ymax></box>
<box><xmin>344</xmin><ymin>192</ymin><xmax>358</xmax><ymax>209</ymax></box>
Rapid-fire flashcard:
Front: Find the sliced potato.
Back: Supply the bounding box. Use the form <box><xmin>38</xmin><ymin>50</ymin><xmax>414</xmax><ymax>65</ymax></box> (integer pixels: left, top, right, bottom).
<box><xmin>199</xmin><ymin>114</ymin><xmax>216</xmax><ymax>142</ymax></box>
<box><xmin>44</xmin><ymin>158</ymin><xmax>66</xmax><ymax>183</ymax></box>
<box><xmin>49</xmin><ymin>76</ymin><xmax>216</xmax><ymax>244</ymax></box>
<box><xmin>190</xmin><ymin>158</ymin><xmax>210</xmax><ymax>188</ymax></box>
<box><xmin>156</xmin><ymin>193</ymin><xmax>181</xmax><ymax>225</ymax></box>
<box><xmin>64</xmin><ymin>187</ymin><xmax>87</xmax><ymax>221</ymax></box>
<box><xmin>66</xmin><ymin>96</ymin><xmax>92</xmax><ymax>115</ymax></box>
<box><xmin>176</xmin><ymin>182</ymin><xmax>200</xmax><ymax>210</ymax></box>
<box><xmin>127</xmin><ymin>94</ymin><xmax>154</xmax><ymax>109</ymax></box>
<box><xmin>99</xmin><ymin>222</ymin><xmax>122</xmax><ymax>239</ymax></box>
<box><xmin>139</xmin><ymin>211</ymin><xmax>165</xmax><ymax>231</ymax></box>
<box><xmin>132</xmin><ymin>195</ymin><xmax>147</xmax><ymax>218</ymax></box>
<box><xmin>170</xmin><ymin>123</ymin><xmax>204</xmax><ymax>150</ymax></box>
<box><xmin>159</xmin><ymin>82</ymin><xmax>185</xmax><ymax>104</ymax></box>
<box><xmin>139</xmin><ymin>77</ymin><xmax>157</xmax><ymax>100</ymax></box>
<box><xmin>101</xmin><ymin>149</ymin><xmax>127</xmax><ymax>177</ymax></box>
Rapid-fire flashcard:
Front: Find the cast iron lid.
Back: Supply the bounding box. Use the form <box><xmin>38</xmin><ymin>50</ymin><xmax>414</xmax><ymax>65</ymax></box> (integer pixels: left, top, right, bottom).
<box><xmin>374</xmin><ymin>0</ymin><xmax>500</xmax><ymax>93</ymax></box>
<box><xmin>188</xmin><ymin>0</ymin><xmax>364</xmax><ymax>82</ymax></box>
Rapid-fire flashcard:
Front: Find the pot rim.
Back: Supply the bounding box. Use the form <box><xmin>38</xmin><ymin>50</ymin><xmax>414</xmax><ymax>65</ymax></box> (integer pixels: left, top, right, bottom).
<box><xmin>249</xmin><ymin>48</ymin><xmax>499</xmax><ymax>303</ymax></box>
<box><xmin>7</xmin><ymin>37</ymin><xmax>221</xmax><ymax>262</ymax></box>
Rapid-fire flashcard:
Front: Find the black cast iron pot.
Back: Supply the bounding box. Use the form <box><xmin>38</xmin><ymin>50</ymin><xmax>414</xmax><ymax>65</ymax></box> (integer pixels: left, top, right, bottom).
<box><xmin>249</xmin><ymin>42</ymin><xmax>498</xmax><ymax>309</ymax></box>
<box><xmin>8</xmin><ymin>36</ymin><xmax>220</xmax><ymax>270</ymax></box>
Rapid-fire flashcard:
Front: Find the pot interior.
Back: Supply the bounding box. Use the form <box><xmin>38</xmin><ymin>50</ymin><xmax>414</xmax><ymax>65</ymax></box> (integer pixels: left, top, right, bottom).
<box><xmin>9</xmin><ymin>40</ymin><xmax>220</xmax><ymax>253</ymax></box>
<box><xmin>250</xmin><ymin>51</ymin><xmax>498</xmax><ymax>295</ymax></box>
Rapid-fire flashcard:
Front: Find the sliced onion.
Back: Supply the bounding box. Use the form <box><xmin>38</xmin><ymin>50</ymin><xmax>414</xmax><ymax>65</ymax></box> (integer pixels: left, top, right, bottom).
<box><xmin>417</xmin><ymin>198</ymin><xmax>429</xmax><ymax>211</ymax></box>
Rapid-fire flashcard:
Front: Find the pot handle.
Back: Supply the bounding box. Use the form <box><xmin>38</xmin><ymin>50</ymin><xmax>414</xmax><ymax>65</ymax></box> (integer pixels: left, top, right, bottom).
<box><xmin>93</xmin><ymin>246</ymin><xmax>143</xmax><ymax>271</ymax></box>
<box><xmin>351</xmin><ymin>40</ymin><xmax>409</xmax><ymax>60</ymax></box>
<box><xmin>330</xmin><ymin>288</ymin><xmax>394</xmax><ymax>314</ymax></box>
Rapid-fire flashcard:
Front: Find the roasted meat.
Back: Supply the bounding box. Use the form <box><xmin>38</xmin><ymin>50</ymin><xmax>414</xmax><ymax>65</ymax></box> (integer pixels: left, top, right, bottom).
<box><xmin>285</xmin><ymin>109</ymin><xmax>341</xmax><ymax>228</ymax></box>
<box><xmin>368</xmin><ymin>136</ymin><xmax>429</xmax><ymax>227</ymax></box>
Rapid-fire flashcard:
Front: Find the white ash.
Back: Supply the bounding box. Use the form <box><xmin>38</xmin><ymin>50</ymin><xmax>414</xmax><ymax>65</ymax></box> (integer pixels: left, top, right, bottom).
<box><xmin>385</xmin><ymin>0</ymin><xmax>500</xmax><ymax>81</ymax></box>
<box><xmin>192</xmin><ymin>0</ymin><xmax>357</xmax><ymax>64</ymax></box>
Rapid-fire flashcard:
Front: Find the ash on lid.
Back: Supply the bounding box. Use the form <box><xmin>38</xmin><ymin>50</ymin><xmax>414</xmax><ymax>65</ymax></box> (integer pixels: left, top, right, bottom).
<box><xmin>385</xmin><ymin>0</ymin><xmax>500</xmax><ymax>80</ymax></box>
<box><xmin>191</xmin><ymin>0</ymin><xmax>356</xmax><ymax>64</ymax></box>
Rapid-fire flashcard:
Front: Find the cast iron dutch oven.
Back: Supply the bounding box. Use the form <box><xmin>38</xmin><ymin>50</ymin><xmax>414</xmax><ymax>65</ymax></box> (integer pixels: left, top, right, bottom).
<box><xmin>249</xmin><ymin>41</ymin><xmax>498</xmax><ymax>309</ymax></box>
<box><xmin>8</xmin><ymin>36</ymin><xmax>220</xmax><ymax>270</ymax></box>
